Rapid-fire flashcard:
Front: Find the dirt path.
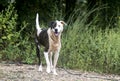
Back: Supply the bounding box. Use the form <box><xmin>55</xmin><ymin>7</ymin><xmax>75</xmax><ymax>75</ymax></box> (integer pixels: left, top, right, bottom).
<box><xmin>0</xmin><ymin>63</ymin><xmax>120</xmax><ymax>81</ymax></box>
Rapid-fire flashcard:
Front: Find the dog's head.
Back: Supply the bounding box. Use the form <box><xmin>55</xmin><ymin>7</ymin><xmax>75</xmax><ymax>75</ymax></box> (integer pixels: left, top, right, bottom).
<box><xmin>49</xmin><ymin>20</ymin><xmax>66</xmax><ymax>36</ymax></box>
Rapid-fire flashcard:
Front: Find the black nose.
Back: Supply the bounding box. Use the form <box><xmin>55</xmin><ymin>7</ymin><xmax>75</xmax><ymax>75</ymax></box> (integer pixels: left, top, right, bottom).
<box><xmin>55</xmin><ymin>29</ymin><xmax>58</xmax><ymax>32</ymax></box>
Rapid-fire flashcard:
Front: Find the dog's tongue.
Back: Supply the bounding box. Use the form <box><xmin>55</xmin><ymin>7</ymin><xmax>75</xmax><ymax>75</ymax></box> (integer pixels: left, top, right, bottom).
<box><xmin>55</xmin><ymin>32</ymin><xmax>59</xmax><ymax>36</ymax></box>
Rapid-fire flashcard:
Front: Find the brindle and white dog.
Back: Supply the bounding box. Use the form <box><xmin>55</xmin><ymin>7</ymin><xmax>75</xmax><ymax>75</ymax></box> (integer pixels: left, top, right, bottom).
<box><xmin>35</xmin><ymin>13</ymin><xmax>66</xmax><ymax>75</ymax></box>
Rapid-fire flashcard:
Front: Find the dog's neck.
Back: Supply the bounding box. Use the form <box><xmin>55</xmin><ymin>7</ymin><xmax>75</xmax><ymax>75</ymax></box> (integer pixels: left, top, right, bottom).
<box><xmin>50</xmin><ymin>30</ymin><xmax>61</xmax><ymax>43</ymax></box>
<box><xmin>47</xmin><ymin>28</ymin><xmax>61</xmax><ymax>43</ymax></box>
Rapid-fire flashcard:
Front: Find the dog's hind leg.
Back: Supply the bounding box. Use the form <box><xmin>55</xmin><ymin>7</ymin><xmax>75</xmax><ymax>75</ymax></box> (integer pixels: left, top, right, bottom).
<box><xmin>37</xmin><ymin>45</ymin><xmax>42</xmax><ymax>71</ymax></box>
<box><xmin>37</xmin><ymin>45</ymin><xmax>43</xmax><ymax>71</ymax></box>
<box><xmin>35</xmin><ymin>39</ymin><xmax>42</xmax><ymax>71</ymax></box>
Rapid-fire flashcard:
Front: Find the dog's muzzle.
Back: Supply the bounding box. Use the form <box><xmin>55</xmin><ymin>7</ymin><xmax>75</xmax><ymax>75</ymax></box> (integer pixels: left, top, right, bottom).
<box><xmin>54</xmin><ymin>29</ymin><xmax>59</xmax><ymax>36</ymax></box>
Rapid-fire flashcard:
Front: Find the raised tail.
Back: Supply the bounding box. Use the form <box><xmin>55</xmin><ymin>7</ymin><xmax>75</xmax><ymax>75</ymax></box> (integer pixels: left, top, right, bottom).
<box><xmin>36</xmin><ymin>13</ymin><xmax>42</xmax><ymax>36</ymax></box>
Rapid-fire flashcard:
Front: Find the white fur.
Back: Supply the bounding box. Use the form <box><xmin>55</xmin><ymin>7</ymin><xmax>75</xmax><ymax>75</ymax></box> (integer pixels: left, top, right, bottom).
<box><xmin>36</xmin><ymin>13</ymin><xmax>42</xmax><ymax>36</ymax></box>
<box><xmin>44</xmin><ymin>52</ymin><xmax>51</xmax><ymax>73</ymax></box>
<box><xmin>50</xmin><ymin>52</ymin><xmax>53</xmax><ymax>71</ymax></box>
<box><xmin>53</xmin><ymin>51</ymin><xmax>59</xmax><ymax>75</ymax></box>
<box><xmin>52</xmin><ymin>20</ymin><xmax>64</xmax><ymax>34</ymax></box>
<box><xmin>38</xmin><ymin>63</ymin><xmax>42</xmax><ymax>71</ymax></box>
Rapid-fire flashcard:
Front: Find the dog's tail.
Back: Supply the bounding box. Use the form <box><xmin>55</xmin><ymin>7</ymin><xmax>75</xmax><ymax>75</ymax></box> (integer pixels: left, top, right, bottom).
<box><xmin>36</xmin><ymin>13</ymin><xmax>42</xmax><ymax>36</ymax></box>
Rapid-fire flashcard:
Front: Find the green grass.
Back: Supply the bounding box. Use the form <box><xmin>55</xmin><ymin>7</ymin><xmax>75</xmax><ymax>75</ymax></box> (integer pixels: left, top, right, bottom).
<box><xmin>58</xmin><ymin>17</ymin><xmax>120</xmax><ymax>74</ymax></box>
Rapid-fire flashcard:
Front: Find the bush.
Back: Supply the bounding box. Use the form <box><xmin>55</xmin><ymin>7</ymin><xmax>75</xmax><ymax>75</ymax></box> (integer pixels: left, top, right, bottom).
<box><xmin>0</xmin><ymin>4</ymin><xmax>36</xmax><ymax>64</ymax></box>
<box><xmin>0</xmin><ymin>4</ymin><xmax>18</xmax><ymax>49</ymax></box>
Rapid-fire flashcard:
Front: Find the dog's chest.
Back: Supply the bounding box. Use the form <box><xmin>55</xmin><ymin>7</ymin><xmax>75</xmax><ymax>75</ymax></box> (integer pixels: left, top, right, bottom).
<box><xmin>47</xmin><ymin>28</ymin><xmax>61</xmax><ymax>52</ymax></box>
<box><xmin>49</xmin><ymin>38</ymin><xmax>61</xmax><ymax>52</ymax></box>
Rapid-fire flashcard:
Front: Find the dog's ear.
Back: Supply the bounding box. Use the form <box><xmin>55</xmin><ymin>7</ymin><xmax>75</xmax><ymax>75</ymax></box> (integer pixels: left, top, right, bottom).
<box><xmin>60</xmin><ymin>21</ymin><xmax>67</xmax><ymax>26</ymax></box>
<box><xmin>48</xmin><ymin>21</ymin><xmax>56</xmax><ymax>28</ymax></box>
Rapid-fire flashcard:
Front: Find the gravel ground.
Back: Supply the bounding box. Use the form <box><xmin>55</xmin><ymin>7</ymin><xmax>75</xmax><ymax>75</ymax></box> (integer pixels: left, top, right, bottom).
<box><xmin>0</xmin><ymin>63</ymin><xmax>120</xmax><ymax>81</ymax></box>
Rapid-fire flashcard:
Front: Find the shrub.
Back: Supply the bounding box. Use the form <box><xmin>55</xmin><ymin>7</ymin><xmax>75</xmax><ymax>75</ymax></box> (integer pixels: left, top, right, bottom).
<box><xmin>0</xmin><ymin>4</ymin><xmax>36</xmax><ymax>64</ymax></box>
<box><xmin>0</xmin><ymin>3</ymin><xmax>19</xmax><ymax>50</ymax></box>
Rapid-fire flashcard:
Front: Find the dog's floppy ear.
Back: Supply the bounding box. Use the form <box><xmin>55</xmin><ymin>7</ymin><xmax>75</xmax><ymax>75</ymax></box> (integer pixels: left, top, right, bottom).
<box><xmin>60</xmin><ymin>21</ymin><xmax>67</xmax><ymax>26</ymax></box>
<box><xmin>48</xmin><ymin>21</ymin><xmax>56</xmax><ymax>28</ymax></box>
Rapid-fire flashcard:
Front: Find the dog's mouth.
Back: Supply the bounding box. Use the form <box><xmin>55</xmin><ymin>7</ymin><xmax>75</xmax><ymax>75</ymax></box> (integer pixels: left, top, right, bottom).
<box><xmin>54</xmin><ymin>31</ymin><xmax>60</xmax><ymax>36</ymax></box>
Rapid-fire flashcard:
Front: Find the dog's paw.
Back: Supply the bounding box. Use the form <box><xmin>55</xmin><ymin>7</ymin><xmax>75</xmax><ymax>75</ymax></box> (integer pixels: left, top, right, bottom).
<box><xmin>52</xmin><ymin>69</ymin><xmax>58</xmax><ymax>75</ymax></box>
<box><xmin>50</xmin><ymin>65</ymin><xmax>53</xmax><ymax>71</ymax></box>
<box><xmin>38</xmin><ymin>65</ymin><xmax>42</xmax><ymax>71</ymax></box>
<box><xmin>46</xmin><ymin>67</ymin><xmax>51</xmax><ymax>73</ymax></box>
<box><xmin>53</xmin><ymin>71</ymin><xmax>58</xmax><ymax>75</ymax></box>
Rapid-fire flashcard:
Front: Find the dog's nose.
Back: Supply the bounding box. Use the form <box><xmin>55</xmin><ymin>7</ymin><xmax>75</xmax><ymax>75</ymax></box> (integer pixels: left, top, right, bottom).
<box><xmin>55</xmin><ymin>29</ymin><xmax>58</xmax><ymax>32</ymax></box>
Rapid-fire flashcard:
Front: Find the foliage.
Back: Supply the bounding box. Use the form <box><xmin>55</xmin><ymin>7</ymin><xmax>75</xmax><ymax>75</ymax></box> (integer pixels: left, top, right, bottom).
<box><xmin>60</xmin><ymin>25</ymin><xmax>120</xmax><ymax>74</ymax></box>
<box><xmin>87</xmin><ymin>0</ymin><xmax>120</xmax><ymax>28</ymax></box>
<box><xmin>0</xmin><ymin>4</ymin><xmax>36</xmax><ymax>64</ymax></box>
<box><xmin>0</xmin><ymin>4</ymin><xmax>18</xmax><ymax>49</ymax></box>
<box><xmin>58</xmin><ymin>9</ymin><xmax>120</xmax><ymax>74</ymax></box>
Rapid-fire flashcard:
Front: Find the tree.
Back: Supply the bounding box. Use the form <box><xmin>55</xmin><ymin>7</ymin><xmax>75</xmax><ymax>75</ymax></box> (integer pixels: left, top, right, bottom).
<box><xmin>87</xmin><ymin>0</ymin><xmax>120</xmax><ymax>28</ymax></box>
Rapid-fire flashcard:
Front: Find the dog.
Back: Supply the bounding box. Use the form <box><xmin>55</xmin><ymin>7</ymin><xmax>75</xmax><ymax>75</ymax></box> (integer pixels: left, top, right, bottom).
<box><xmin>35</xmin><ymin>13</ymin><xmax>66</xmax><ymax>75</ymax></box>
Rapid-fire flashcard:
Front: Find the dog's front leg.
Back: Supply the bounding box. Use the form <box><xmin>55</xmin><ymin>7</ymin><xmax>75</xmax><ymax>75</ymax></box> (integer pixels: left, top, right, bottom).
<box><xmin>50</xmin><ymin>52</ymin><xmax>53</xmax><ymax>72</ymax></box>
<box><xmin>53</xmin><ymin>51</ymin><xmax>59</xmax><ymax>75</ymax></box>
<box><xmin>44</xmin><ymin>52</ymin><xmax>50</xmax><ymax>73</ymax></box>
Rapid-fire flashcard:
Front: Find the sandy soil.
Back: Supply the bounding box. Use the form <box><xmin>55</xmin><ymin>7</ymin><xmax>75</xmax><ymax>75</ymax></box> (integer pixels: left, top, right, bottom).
<box><xmin>0</xmin><ymin>63</ymin><xmax>120</xmax><ymax>81</ymax></box>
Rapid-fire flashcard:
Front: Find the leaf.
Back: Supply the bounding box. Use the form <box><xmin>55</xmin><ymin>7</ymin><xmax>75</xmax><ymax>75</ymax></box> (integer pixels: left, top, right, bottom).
<box><xmin>2</xmin><ymin>36</ymin><xmax>7</xmax><ymax>39</ymax></box>
<box><xmin>0</xmin><ymin>39</ymin><xmax>3</xmax><ymax>43</ymax></box>
<box><xmin>7</xmin><ymin>34</ymin><xmax>14</xmax><ymax>40</ymax></box>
